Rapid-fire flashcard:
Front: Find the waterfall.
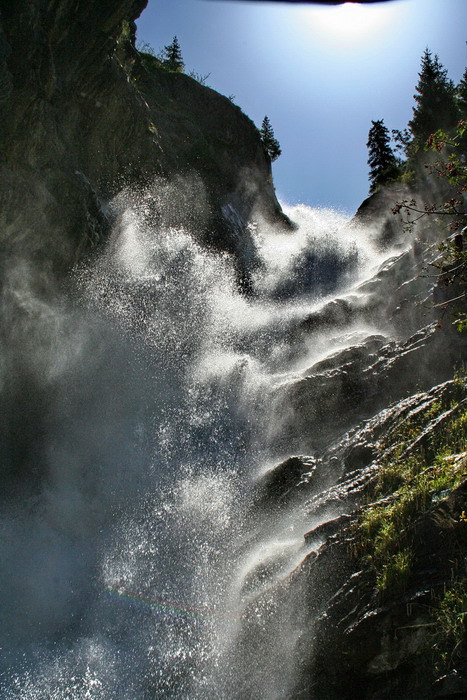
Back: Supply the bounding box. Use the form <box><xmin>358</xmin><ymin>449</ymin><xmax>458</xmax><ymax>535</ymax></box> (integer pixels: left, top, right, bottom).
<box><xmin>0</xmin><ymin>184</ymin><xmax>404</xmax><ymax>699</ymax></box>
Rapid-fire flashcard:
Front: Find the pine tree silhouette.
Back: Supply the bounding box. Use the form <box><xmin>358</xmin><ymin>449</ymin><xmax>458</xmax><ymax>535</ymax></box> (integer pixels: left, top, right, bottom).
<box><xmin>367</xmin><ymin>119</ymin><xmax>398</xmax><ymax>193</ymax></box>
<box><xmin>456</xmin><ymin>67</ymin><xmax>467</xmax><ymax>119</ymax></box>
<box><xmin>259</xmin><ymin>116</ymin><xmax>281</xmax><ymax>162</ymax></box>
<box><xmin>162</xmin><ymin>36</ymin><xmax>184</xmax><ymax>73</ymax></box>
<box><xmin>409</xmin><ymin>48</ymin><xmax>458</xmax><ymax>144</ymax></box>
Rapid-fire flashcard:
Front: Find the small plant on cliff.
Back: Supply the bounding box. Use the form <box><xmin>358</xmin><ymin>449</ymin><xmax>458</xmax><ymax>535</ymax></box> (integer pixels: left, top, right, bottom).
<box><xmin>424</xmin><ymin>120</ymin><xmax>467</xmax><ymax>229</ymax></box>
<box><xmin>188</xmin><ymin>71</ymin><xmax>211</xmax><ymax>87</ymax></box>
<box><xmin>366</xmin><ymin>119</ymin><xmax>400</xmax><ymax>193</ymax></box>
<box><xmin>376</xmin><ymin>549</ymin><xmax>412</xmax><ymax>593</ymax></box>
<box><xmin>137</xmin><ymin>40</ymin><xmax>156</xmax><ymax>57</ymax></box>
<box><xmin>260</xmin><ymin>116</ymin><xmax>281</xmax><ymax>162</ymax></box>
<box><xmin>161</xmin><ymin>36</ymin><xmax>184</xmax><ymax>73</ymax></box>
<box><xmin>432</xmin><ymin>580</ymin><xmax>467</xmax><ymax>671</ymax></box>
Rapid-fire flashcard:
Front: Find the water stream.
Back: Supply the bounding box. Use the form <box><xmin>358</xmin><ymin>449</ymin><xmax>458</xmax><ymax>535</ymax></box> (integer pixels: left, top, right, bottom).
<box><xmin>0</xmin><ymin>187</ymin><xmax>399</xmax><ymax>699</ymax></box>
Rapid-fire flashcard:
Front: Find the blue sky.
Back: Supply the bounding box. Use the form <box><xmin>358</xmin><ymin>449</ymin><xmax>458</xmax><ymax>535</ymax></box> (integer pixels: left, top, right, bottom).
<box><xmin>137</xmin><ymin>0</ymin><xmax>466</xmax><ymax>214</ymax></box>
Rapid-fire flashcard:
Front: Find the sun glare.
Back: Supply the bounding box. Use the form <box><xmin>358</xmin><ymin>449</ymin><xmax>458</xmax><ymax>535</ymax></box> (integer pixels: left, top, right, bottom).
<box><xmin>298</xmin><ymin>1</ymin><xmax>397</xmax><ymax>45</ymax></box>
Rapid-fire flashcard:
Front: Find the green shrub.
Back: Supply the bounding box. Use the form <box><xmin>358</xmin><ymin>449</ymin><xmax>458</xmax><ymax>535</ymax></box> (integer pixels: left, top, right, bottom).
<box><xmin>376</xmin><ymin>549</ymin><xmax>412</xmax><ymax>593</ymax></box>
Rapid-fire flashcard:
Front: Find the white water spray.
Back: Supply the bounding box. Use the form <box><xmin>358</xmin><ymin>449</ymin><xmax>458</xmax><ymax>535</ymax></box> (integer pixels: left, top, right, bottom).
<box><xmin>1</xmin><ymin>186</ymin><xmax>405</xmax><ymax>699</ymax></box>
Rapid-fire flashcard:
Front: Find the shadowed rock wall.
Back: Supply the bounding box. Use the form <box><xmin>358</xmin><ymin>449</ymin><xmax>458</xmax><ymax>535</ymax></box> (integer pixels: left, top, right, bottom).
<box><xmin>0</xmin><ymin>0</ymin><xmax>287</xmax><ymax>274</ymax></box>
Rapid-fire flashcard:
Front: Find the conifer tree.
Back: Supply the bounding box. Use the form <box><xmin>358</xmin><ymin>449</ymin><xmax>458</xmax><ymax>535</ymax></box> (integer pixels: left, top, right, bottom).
<box><xmin>456</xmin><ymin>67</ymin><xmax>467</xmax><ymax>119</ymax></box>
<box><xmin>408</xmin><ymin>48</ymin><xmax>458</xmax><ymax>145</ymax></box>
<box><xmin>161</xmin><ymin>36</ymin><xmax>184</xmax><ymax>73</ymax></box>
<box><xmin>455</xmin><ymin>68</ymin><xmax>467</xmax><ymax>150</ymax></box>
<box><xmin>259</xmin><ymin>116</ymin><xmax>281</xmax><ymax>162</ymax></box>
<box><xmin>367</xmin><ymin>119</ymin><xmax>398</xmax><ymax>193</ymax></box>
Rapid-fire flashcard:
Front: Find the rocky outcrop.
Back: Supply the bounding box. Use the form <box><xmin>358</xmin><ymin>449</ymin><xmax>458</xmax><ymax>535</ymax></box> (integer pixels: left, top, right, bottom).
<box><xmin>355</xmin><ymin>183</ymin><xmax>412</xmax><ymax>250</ymax></box>
<box><xmin>266</xmin><ymin>233</ymin><xmax>465</xmax><ymax>459</ymax></box>
<box><xmin>251</xmin><ymin>380</ymin><xmax>466</xmax><ymax>700</ymax></box>
<box><xmin>0</xmin><ymin>0</ymin><xmax>287</xmax><ymax>275</ymax></box>
<box><xmin>300</xmin><ymin>478</ymin><xmax>467</xmax><ymax>700</ymax></box>
<box><xmin>252</xmin><ymin>212</ymin><xmax>466</xmax><ymax>698</ymax></box>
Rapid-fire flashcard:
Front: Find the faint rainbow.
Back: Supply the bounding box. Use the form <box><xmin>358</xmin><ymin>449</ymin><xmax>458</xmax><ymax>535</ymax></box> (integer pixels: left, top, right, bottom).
<box><xmin>105</xmin><ymin>586</ymin><xmax>242</xmax><ymax>621</ymax></box>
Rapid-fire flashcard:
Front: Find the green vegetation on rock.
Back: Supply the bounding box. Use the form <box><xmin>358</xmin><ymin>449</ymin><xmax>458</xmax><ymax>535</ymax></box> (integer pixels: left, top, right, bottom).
<box><xmin>433</xmin><ymin>580</ymin><xmax>467</xmax><ymax>669</ymax></box>
<box><xmin>357</xmin><ymin>378</ymin><xmax>467</xmax><ymax>596</ymax></box>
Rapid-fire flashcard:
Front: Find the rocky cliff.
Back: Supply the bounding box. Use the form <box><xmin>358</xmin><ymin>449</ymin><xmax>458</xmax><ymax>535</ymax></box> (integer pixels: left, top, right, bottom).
<box><xmin>0</xmin><ymin>0</ymin><xmax>286</xmax><ymax>275</ymax></box>
<box><xmin>255</xmin><ymin>211</ymin><xmax>467</xmax><ymax>698</ymax></box>
<box><xmin>0</xmin><ymin>2</ymin><xmax>465</xmax><ymax>699</ymax></box>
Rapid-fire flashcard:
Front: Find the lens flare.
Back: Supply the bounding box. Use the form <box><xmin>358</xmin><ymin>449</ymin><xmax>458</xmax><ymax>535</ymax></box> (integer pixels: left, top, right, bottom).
<box><xmin>298</xmin><ymin>1</ymin><xmax>398</xmax><ymax>44</ymax></box>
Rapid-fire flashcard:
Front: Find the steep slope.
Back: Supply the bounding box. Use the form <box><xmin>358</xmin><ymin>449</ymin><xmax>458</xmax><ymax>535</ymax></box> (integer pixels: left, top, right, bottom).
<box><xmin>252</xmin><ymin>219</ymin><xmax>467</xmax><ymax>698</ymax></box>
<box><xmin>0</xmin><ymin>0</ymin><xmax>286</xmax><ymax>274</ymax></box>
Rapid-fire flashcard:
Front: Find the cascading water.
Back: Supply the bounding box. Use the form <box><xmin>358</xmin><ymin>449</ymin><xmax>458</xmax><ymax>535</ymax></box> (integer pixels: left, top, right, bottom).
<box><xmin>1</xmin><ymin>184</ymin><xmax>401</xmax><ymax>699</ymax></box>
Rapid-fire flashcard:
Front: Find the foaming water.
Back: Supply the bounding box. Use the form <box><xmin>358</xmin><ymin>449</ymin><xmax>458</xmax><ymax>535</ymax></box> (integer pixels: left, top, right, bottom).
<box><xmin>1</xmin><ymin>190</ymin><xmax>400</xmax><ymax>698</ymax></box>
<box><xmin>252</xmin><ymin>203</ymin><xmax>385</xmax><ymax>300</ymax></box>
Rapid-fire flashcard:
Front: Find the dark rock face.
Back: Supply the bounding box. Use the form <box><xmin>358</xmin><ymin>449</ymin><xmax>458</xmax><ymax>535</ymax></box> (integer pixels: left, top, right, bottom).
<box><xmin>302</xmin><ymin>479</ymin><xmax>467</xmax><ymax>700</ymax></box>
<box><xmin>0</xmin><ymin>0</ymin><xmax>286</xmax><ymax>274</ymax></box>
<box><xmin>433</xmin><ymin>669</ymin><xmax>467</xmax><ymax>698</ymax></box>
<box><xmin>279</xmin><ymin>321</ymin><xmax>459</xmax><ymax>455</ymax></box>
<box><xmin>355</xmin><ymin>183</ymin><xmax>412</xmax><ymax>250</ymax></box>
<box><xmin>0</xmin><ymin>0</ymin><xmax>143</xmax><ymax>268</ymax></box>
<box><xmin>268</xmin><ymin>234</ymin><xmax>466</xmax><ymax>459</ymax></box>
<box><xmin>255</xmin><ymin>455</ymin><xmax>317</xmax><ymax>510</ymax></box>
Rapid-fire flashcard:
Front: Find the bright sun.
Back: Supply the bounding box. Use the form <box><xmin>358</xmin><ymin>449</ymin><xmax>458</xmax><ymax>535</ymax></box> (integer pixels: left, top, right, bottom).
<box><xmin>300</xmin><ymin>2</ymin><xmax>396</xmax><ymax>44</ymax></box>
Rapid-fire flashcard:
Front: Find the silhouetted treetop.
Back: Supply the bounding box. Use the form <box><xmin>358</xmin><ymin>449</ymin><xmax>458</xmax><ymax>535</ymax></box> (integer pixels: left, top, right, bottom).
<box><xmin>409</xmin><ymin>48</ymin><xmax>458</xmax><ymax>144</ymax></box>
<box><xmin>162</xmin><ymin>36</ymin><xmax>184</xmax><ymax>73</ymax></box>
<box><xmin>367</xmin><ymin>119</ymin><xmax>399</xmax><ymax>193</ymax></box>
<box><xmin>260</xmin><ymin>116</ymin><xmax>281</xmax><ymax>162</ymax></box>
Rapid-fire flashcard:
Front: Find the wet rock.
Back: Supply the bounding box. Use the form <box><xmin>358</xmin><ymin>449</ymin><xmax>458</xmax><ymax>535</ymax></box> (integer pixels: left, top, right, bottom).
<box><xmin>433</xmin><ymin>670</ymin><xmax>467</xmax><ymax>698</ymax></box>
<box><xmin>354</xmin><ymin>183</ymin><xmax>412</xmax><ymax>250</ymax></box>
<box><xmin>304</xmin><ymin>512</ymin><xmax>353</xmax><ymax>544</ymax></box>
<box><xmin>264</xmin><ymin>375</ymin><xmax>467</xmax><ymax>700</ymax></box>
<box><xmin>274</xmin><ymin>322</ymin><xmax>465</xmax><ymax>456</ymax></box>
<box><xmin>296</xmin><ymin>475</ymin><xmax>467</xmax><ymax>700</ymax></box>
<box><xmin>342</xmin><ymin>442</ymin><xmax>378</xmax><ymax>472</ymax></box>
<box><xmin>255</xmin><ymin>454</ymin><xmax>316</xmax><ymax>510</ymax></box>
<box><xmin>300</xmin><ymin>297</ymin><xmax>355</xmax><ymax>333</ymax></box>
